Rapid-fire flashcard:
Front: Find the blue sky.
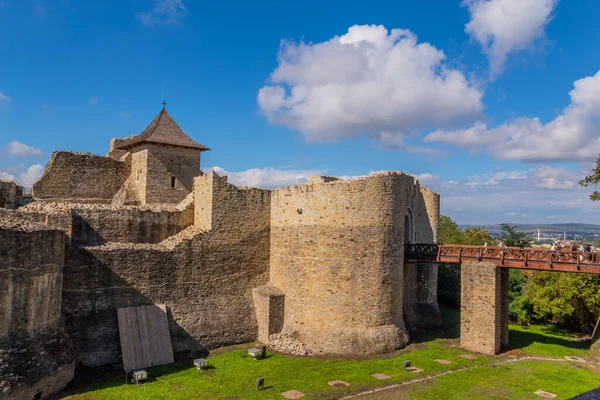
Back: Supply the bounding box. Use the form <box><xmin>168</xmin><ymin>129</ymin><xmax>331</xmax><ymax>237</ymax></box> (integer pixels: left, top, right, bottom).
<box><xmin>1</xmin><ymin>0</ymin><xmax>600</xmax><ymax>224</ymax></box>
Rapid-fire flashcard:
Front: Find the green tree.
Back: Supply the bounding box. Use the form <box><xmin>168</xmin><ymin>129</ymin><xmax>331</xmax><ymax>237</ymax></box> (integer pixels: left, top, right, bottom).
<box><xmin>462</xmin><ymin>227</ymin><xmax>493</xmax><ymax>245</ymax></box>
<box><xmin>499</xmin><ymin>224</ymin><xmax>529</xmax><ymax>247</ymax></box>
<box><xmin>524</xmin><ymin>272</ymin><xmax>600</xmax><ymax>333</ymax></box>
<box><xmin>579</xmin><ymin>157</ymin><xmax>600</xmax><ymax>201</ymax></box>
<box><xmin>439</xmin><ymin>215</ymin><xmax>463</xmax><ymax>244</ymax></box>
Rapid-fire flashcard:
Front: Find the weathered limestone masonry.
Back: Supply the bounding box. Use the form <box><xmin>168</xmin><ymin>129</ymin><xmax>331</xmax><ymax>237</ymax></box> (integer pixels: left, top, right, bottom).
<box><xmin>70</xmin><ymin>204</ymin><xmax>194</xmax><ymax>245</ymax></box>
<box><xmin>257</xmin><ymin>172</ymin><xmax>439</xmax><ymax>355</ymax></box>
<box><xmin>62</xmin><ymin>172</ymin><xmax>271</xmax><ymax>366</ymax></box>
<box><xmin>403</xmin><ymin>186</ymin><xmax>441</xmax><ymax>331</ymax></box>
<box><xmin>460</xmin><ymin>261</ymin><xmax>509</xmax><ymax>355</ymax></box>
<box><xmin>32</xmin><ymin>109</ymin><xmax>210</xmax><ymax>206</ymax></box>
<box><xmin>33</xmin><ymin>151</ymin><xmax>129</xmax><ymax>203</ymax></box>
<box><xmin>0</xmin><ymin>180</ymin><xmax>23</xmax><ymax>209</ymax></box>
<box><xmin>0</xmin><ymin>221</ymin><xmax>75</xmax><ymax>400</ymax></box>
<box><xmin>1</xmin><ymin>107</ymin><xmax>443</xmax><ymax>391</ymax></box>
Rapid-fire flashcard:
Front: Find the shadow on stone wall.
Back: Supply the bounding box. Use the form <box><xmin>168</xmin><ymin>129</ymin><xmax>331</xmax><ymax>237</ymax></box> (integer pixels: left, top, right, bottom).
<box><xmin>62</xmin><ymin>246</ymin><xmax>209</xmax><ymax>371</ymax></box>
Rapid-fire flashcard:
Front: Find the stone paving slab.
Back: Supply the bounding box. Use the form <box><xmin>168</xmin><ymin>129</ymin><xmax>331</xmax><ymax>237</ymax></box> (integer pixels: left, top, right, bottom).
<box><xmin>405</xmin><ymin>367</ymin><xmax>424</xmax><ymax>373</ymax></box>
<box><xmin>434</xmin><ymin>359</ymin><xmax>452</xmax><ymax>364</ymax></box>
<box><xmin>534</xmin><ymin>390</ymin><xmax>557</xmax><ymax>398</ymax></box>
<box><xmin>565</xmin><ymin>356</ymin><xmax>586</xmax><ymax>363</ymax></box>
<box><xmin>281</xmin><ymin>390</ymin><xmax>305</xmax><ymax>399</ymax></box>
<box><xmin>459</xmin><ymin>354</ymin><xmax>477</xmax><ymax>360</ymax></box>
<box><xmin>328</xmin><ymin>380</ymin><xmax>350</xmax><ymax>388</ymax></box>
<box><xmin>371</xmin><ymin>373</ymin><xmax>391</xmax><ymax>380</ymax></box>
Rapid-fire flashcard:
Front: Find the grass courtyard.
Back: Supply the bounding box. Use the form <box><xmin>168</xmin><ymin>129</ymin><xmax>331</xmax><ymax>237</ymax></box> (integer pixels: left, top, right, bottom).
<box><xmin>59</xmin><ymin>309</ymin><xmax>599</xmax><ymax>400</ymax></box>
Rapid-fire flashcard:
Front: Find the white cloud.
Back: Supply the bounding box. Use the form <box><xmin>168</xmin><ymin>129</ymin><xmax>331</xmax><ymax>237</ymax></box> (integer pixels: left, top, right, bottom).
<box><xmin>4</xmin><ymin>140</ymin><xmax>43</xmax><ymax>157</ymax></box>
<box><xmin>258</xmin><ymin>24</ymin><xmax>483</xmax><ymax>148</ymax></box>
<box><xmin>413</xmin><ymin>173</ymin><xmax>440</xmax><ymax>184</ymax></box>
<box><xmin>0</xmin><ymin>164</ymin><xmax>44</xmax><ymax>187</ymax></box>
<box><xmin>208</xmin><ymin>166</ymin><xmax>322</xmax><ymax>189</ymax></box>
<box><xmin>424</xmin><ymin>165</ymin><xmax>599</xmax><ymax>224</ymax></box>
<box><xmin>19</xmin><ymin>164</ymin><xmax>44</xmax><ymax>187</ymax></box>
<box><xmin>137</xmin><ymin>0</ymin><xmax>187</xmax><ymax>26</ymax></box>
<box><xmin>0</xmin><ymin>171</ymin><xmax>16</xmax><ymax>182</ymax></box>
<box><xmin>530</xmin><ymin>165</ymin><xmax>578</xmax><ymax>190</ymax></box>
<box><xmin>425</xmin><ymin>70</ymin><xmax>600</xmax><ymax>162</ymax></box>
<box><xmin>89</xmin><ymin>97</ymin><xmax>97</xmax><ymax>105</ymax></box>
<box><xmin>0</xmin><ymin>92</ymin><xmax>11</xmax><ymax>102</ymax></box>
<box><xmin>463</xmin><ymin>0</ymin><xmax>558</xmax><ymax>76</ymax></box>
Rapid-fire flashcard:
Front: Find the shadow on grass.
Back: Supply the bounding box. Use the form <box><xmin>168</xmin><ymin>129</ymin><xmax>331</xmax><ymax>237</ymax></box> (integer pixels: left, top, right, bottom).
<box><xmin>57</xmin><ymin>361</ymin><xmax>194</xmax><ymax>398</ymax></box>
<box><xmin>508</xmin><ymin>328</ymin><xmax>590</xmax><ymax>352</ymax></box>
<box><xmin>411</xmin><ymin>307</ymin><xmax>460</xmax><ymax>344</ymax></box>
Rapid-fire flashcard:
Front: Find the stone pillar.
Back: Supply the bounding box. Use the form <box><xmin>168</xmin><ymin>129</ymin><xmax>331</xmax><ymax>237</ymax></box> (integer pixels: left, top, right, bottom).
<box><xmin>403</xmin><ymin>261</ymin><xmax>442</xmax><ymax>331</ymax></box>
<box><xmin>252</xmin><ymin>285</ymin><xmax>285</xmax><ymax>344</ymax></box>
<box><xmin>460</xmin><ymin>261</ymin><xmax>509</xmax><ymax>355</ymax></box>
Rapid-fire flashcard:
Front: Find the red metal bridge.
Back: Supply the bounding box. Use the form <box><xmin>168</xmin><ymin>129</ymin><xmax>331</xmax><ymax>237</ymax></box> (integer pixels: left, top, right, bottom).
<box><xmin>405</xmin><ymin>244</ymin><xmax>600</xmax><ymax>274</ymax></box>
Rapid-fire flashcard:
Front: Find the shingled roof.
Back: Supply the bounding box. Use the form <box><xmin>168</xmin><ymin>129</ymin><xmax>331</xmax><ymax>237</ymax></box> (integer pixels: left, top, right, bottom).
<box><xmin>116</xmin><ymin>109</ymin><xmax>210</xmax><ymax>151</ymax></box>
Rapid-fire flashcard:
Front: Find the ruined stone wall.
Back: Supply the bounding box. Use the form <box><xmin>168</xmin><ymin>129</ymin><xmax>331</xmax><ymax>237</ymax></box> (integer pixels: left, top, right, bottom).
<box><xmin>0</xmin><ymin>208</ymin><xmax>72</xmax><ymax>233</ymax></box>
<box><xmin>268</xmin><ymin>173</ymin><xmax>417</xmax><ymax>355</ymax></box>
<box><xmin>0</xmin><ymin>180</ymin><xmax>23</xmax><ymax>209</ymax></box>
<box><xmin>61</xmin><ymin>172</ymin><xmax>271</xmax><ymax>367</ymax></box>
<box><xmin>70</xmin><ymin>207</ymin><xmax>194</xmax><ymax>246</ymax></box>
<box><xmin>0</xmin><ymin>222</ymin><xmax>75</xmax><ymax>399</ymax></box>
<box><xmin>33</xmin><ymin>151</ymin><xmax>129</xmax><ymax>203</ymax></box>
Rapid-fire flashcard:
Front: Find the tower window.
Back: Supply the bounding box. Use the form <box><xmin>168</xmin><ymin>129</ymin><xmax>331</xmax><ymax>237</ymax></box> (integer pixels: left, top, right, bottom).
<box><xmin>171</xmin><ymin>176</ymin><xmax>176</xmax><ymax>188</ymax></box>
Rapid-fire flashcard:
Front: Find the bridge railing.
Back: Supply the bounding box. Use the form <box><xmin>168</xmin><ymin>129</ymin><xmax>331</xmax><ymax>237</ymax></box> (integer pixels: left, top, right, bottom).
<box><xmin>405</xmin><ymin>243</ymin><xmax>600</xmax><ymax>274</ymax></box>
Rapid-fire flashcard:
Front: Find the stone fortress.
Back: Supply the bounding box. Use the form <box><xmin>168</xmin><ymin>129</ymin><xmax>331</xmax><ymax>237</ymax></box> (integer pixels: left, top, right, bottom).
<box><xmin>0</xmin><ymin>108</ymin><xmax>440</xmax><ymax>399</ymax></box>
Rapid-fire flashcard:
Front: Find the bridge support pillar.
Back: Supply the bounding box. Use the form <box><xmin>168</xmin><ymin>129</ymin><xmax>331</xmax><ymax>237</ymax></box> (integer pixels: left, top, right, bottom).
<box><xmin>461</xmin><ymin>261</ymin><xmax>509</xmax><ymax>355</ymax></box>
<box><xmin>403</xmin><ymin>261</ymin><xmax>442</xmax><ymax>331</ymax></box>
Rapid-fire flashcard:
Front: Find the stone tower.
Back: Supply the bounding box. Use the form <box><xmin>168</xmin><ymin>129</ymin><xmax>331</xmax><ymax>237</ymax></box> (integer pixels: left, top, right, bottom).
<box><xmin>112</xmin><ymin>109</ymin><xmax>210</xmax><ymax>205</ymax></box>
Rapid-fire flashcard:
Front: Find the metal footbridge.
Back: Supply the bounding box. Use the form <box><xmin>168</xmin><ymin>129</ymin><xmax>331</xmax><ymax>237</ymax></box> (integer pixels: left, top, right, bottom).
<box><xmin>405</xmin><ymin>244</ymin><xmax>600</xmax><ymax>274</ymax></box>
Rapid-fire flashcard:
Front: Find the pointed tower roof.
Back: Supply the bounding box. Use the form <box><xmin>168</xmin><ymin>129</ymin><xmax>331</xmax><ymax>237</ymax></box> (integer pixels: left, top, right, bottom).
<box><xmin>116</xmin><ymin>109</ymin><xmax>210</xmax><ymax>151</ymax></box>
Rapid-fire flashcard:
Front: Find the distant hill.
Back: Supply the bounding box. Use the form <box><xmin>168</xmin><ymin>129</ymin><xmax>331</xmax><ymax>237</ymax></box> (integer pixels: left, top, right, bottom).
<box><xmin>459</xmin><ymin>223</ymin><xmax>600</xmax><ymax>237</ymax></box>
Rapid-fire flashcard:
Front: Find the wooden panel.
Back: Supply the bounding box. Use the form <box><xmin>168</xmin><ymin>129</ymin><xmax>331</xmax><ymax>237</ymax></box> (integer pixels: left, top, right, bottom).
<box><xmin>117</xmin><ymin>304</ymin><xmax>174</xmax><ymax>371</ymax></box>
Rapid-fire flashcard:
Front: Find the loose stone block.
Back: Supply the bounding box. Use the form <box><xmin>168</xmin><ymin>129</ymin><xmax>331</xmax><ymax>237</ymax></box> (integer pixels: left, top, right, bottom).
<box><xmin>534</xmin><ymin>390</ymin><xmax>557</xmax><ymax>398</ymax></box>
<box><xmin>281</xmin><ymin>390</ymin><xmax>305</xmax><ymax>399</ymax></box>
<box><xmin>371</xmin><ymin>373</ymin><xmax>392</xmax><ymax>380</ymax></box>
<box><xmin>406</xmin><ymin>367</ymin><xmax>424</xmax><ymax>372</ymax></box>
<box><xmin>434</xmin><ymin>359</ymin><xmax>452</xmax><ymax>365</ymax></box>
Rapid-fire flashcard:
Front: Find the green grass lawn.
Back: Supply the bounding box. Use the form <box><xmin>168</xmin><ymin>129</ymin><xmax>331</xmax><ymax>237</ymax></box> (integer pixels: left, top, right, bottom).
<box><xmin>394</xmin><ymin>361</ymin><xmax>599</xmax><ymax>400</ymax></box>
<box><xmin>59</xmin><ymin>308</ymin><xmax>599</xmax><ymax>400</ymax></box>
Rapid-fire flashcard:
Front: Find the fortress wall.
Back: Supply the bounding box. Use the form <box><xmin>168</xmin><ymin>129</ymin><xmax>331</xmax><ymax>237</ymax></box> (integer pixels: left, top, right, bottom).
<box><xmin>0</xmin><ymin>180</ymin><xmax>23</xmax><ymax>209</ymax></box>
<box><xmin>0</xmin><ymin>223</ymin><xmax>75</xmax><ymax>400</ymax></box>
<box><xmin>0</xmin><ymin>209</ymin><xmax>72</xmax><ymax>233</ymax></box>
<box><xmin>33</xmin><ymin>151</ymin><xmax>129</xmax><ymax>203</ymax></box>
<box><xmin>269</xmin><ymin>173</ymin><xmax>414</xmax><ymax>355</ymax></box>
<box><xmin>415</xmin><ymin>186</ymin><xmax>440</xmax><ymax>243</ymax></box>
<box><xmin>402</xmin><ymin>183</ymin><xmax>442</xmax><ymax>330</ymax></box>
<box><xmin>62</xmin><ymin>172</ymin><xmax>271</xmax><ymax>367</ymax></box>
<box><xmin>70</xmin><ymin>207</ymin><xmax>194</xmax><ymax>245</ymax></box>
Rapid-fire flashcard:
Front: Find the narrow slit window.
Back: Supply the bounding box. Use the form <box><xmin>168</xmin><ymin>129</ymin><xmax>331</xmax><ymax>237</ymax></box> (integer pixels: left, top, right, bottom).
<box><xmin>171</xmin><ymin>176</ymin><xmax>176</xmax><ymax>188</ymax></box>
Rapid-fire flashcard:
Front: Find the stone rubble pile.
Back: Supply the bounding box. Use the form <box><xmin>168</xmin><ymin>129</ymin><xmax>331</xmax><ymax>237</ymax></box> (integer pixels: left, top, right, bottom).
<box><xmin>0</xmin><ymin>219</ymin><xmax>49</xmax><ymax>231</ymax></box>
<box><xmin>160</xmin><ymin>226</ymin><xmax>205</xmax><ymax>248</ymax></box>
<box><xmin>268</xmin><ymin>334</ymin><xmax>313</xmax><ymax>356</ymax></box>
<box><xmin>21</xmin><ymin>200</ymin><xmax>188</xmax><ymax>214</ymax></box>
